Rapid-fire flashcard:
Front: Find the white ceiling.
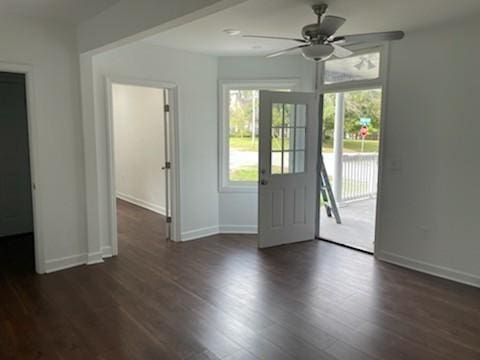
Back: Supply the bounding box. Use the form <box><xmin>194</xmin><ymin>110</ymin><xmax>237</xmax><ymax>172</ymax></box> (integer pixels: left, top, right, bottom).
<box><xmin>143</xmin><ymin>0</ymin><xmax>480</xmax><ymax>56</ymax></box>
<box><xmin>0</xmin><ymin>0</ymin><xmax>119</xmax><ymax>24</ymax></box>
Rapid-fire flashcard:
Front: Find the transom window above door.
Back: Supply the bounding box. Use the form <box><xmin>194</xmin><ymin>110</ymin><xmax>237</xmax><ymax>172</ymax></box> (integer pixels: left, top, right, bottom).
<box><xmin>219</xmin><ymin>80</ymin><xmax>299</xmax><ymax>192</ymax></box>
<box><xmin>323</xmin><ymin>49</ymin><xmax>383</xmax><ymax>86</ymax></box>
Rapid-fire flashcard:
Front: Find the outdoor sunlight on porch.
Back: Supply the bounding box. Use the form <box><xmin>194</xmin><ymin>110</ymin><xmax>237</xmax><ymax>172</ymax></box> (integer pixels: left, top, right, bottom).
<box><xmin>320</xmin><ymin>198</ymin><xmax>376</xmax><ymax>252</ymax></box>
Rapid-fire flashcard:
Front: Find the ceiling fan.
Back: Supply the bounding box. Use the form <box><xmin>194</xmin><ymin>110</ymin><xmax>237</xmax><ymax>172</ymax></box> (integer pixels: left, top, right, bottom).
<box><xmin>242</xmin><ymin>3</ymin><xmax>404</xmax><ymax>61</ymax></box>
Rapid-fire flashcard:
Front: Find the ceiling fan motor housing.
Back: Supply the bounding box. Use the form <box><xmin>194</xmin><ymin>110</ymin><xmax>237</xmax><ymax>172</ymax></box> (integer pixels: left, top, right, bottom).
<box><xmin>302</xmin><ymin>23</ymin><xmax>325</xmax><ymax>41</ymax></box>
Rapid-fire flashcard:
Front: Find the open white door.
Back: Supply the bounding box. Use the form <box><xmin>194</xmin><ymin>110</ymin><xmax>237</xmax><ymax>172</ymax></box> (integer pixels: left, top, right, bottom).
<box><xmin>258</xmin><ymin>91</ymin><xmax>319</xmax><ymax>248</ymax></box>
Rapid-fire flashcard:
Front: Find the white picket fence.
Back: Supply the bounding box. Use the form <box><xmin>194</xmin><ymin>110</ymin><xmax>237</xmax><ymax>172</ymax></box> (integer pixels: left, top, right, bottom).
<box><xmin>341</xmin><ymin>153</ymin><xmax>378</xmax><ymax>202</ymax></box>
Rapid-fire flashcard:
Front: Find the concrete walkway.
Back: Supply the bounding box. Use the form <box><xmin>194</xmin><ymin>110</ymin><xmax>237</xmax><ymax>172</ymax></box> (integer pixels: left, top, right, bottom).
<box><xmin>320</xmin><ymin>198</ymin><xmax>376</xmax><ymax>253</ymax></box>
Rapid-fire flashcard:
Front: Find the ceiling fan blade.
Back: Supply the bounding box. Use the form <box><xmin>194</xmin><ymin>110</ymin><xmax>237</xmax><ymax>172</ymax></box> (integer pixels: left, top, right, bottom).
<box><xmin>266</xmin><ymin>45</ymin><xmax>309</xmax><ymax>58</ymax></box>
<box><xmin>318</xmin><ymin>15</ymin><xmax>346</xmax><ymax>37</ymax></box>
<box><xmin>331</xmin><ymin>31</ymin><xmax>404</xmax><ymax>46</ymax></box>
<box><xmin>243</xmin><ymin>35</ymin><xmax>307</xmax><ymax>43</ymax></box>
<box><xmin>332</xmin><ymin>44</ymin><xmax>353</xmax><ymax>58</ymax></box>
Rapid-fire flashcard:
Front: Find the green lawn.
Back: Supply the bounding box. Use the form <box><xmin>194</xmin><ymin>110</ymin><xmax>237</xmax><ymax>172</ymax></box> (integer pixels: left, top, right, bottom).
<box><xmin>322</xmin><ymin>139</ymin><xmax>379</xmax><ymax>153</ymax></box>
<box><xmin>230</xmin><ymin>165</ymin><xmax>282</xmax><ymax>182</ymax></box>
<box><xmin>229</xmin><ymin>137</ymin><xmax>259</xmax><ymax>151</ymax></box>
<box><xmin>230</xmin><ymin>166</ymin><xmax>258</xmax><ymax>182</ymax></box>
<box><xmin>229</xmin><ymin>137</ymin><xmax>379</xmax><ymax>153</ymax></box>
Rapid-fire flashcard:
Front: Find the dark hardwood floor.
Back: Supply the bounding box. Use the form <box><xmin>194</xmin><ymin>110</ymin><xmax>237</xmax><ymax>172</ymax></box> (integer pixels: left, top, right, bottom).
<box><xmin>1</xmin><ymin>199</ymin><xmax>479</xmax><ymax>359</ymax></box>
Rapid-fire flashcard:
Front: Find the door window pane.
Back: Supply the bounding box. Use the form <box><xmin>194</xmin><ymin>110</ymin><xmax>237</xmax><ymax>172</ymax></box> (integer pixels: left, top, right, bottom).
<box><xmin>294</xmin><ymin>151</ymin><xmax>305</xmax><ymax>173</ymax></box>
<box><xmin>295</xmin><ymin>128</ymin><xmax>306</xmax><ymax>151</ymax></box>
<box><xmin>283</xmin><ymin>127</ymin><xmax>294</xmax><ymax>151</ymax></box>
<box><xmin>272</xmin><ymin>152</ymin><xmax>282</xmax><ymax>174</ymax></box>
<box><xmin>283</xmin><ymin>151</ymin><xmax>293</xmax><ymax>174</ymax></box>
<box><xmin>324</xmin><ymin>52</ymin><xmax>380</xmax><ymax>85</ymax></box>
<box><xmin>271</xmin><ymin>128</ymin><xmax>282</xmax><ymax>151</ymax></box>
<box><xmin>284</xmin><ymin>104</ymin><xmax>295</xmax><ymax>126</ymax></box>
<box><xmin>272</xmin><ymin>103</ymin><xmax>283</xmax><ymax>127</ymax></box>
<box><xmin>270</xmin><ymin>103</ymin><xmax>308</xmax><ymax>175</ymax></box>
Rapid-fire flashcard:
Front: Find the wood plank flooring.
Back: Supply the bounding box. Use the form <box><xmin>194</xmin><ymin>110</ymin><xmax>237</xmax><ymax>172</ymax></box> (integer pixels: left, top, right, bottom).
<box><xmin>0</xmin><ymin>199</ymin><xmax>479</xmax><ymax>359</ymax></box>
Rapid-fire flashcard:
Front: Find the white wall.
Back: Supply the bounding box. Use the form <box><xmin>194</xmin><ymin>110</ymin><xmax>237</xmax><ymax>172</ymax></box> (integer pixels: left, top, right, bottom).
<box><xmin>93</xmin><ymin>42</ymin><xmax>219</xmax><ymax>244</ymax></box>
<box><xmin>0</xmin><ymin>17</ymin><xmax>86</xmax><ymax>273</ymax></box>
<box><xmin>217</xmin><ymin>55</ymin><xmax>315</xmax><ymax>232</ymax></box>
<box><xmin>376</xmin><ymin>15</ymin><xmax>480</xmax><ymax>286</ymax></box>
<box><xmin>113</xmin><ymin>84</ymin><xmax>166</xmax><ymax>214</ymax></box>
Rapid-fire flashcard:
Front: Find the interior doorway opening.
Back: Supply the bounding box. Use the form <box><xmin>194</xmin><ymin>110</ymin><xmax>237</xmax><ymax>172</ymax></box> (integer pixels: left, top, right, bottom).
<box><xmin>0</xmin><ymin>72</ymin><xmax>35</xmax><ymax>272</ymax></box>
<box><xmin>108</xmin><ymin>80</ymin><xmax>176</xmax><ymax>254</ymax></box>
<box><xmin>319</xmin><ymin>88</ymin><xmax>382</xmax><ymax>253</ymax></box>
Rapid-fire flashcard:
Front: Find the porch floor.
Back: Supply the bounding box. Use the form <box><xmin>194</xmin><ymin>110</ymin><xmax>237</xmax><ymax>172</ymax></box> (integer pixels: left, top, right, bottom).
<box><xmin>320</xmin><ymin>198</ymin><xmax>376</xmax><ymax>253</ymax></box>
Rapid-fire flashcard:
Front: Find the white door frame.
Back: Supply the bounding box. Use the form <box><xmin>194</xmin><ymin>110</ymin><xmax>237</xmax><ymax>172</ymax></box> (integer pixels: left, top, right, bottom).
<box><xmin>105</xmin><ymin>76</ymin><xmax>181</xmax><ymax>254</ymax></box>
<box><xmin>0</xmin><ymin>62</ymin><xmax>45</xmax><ymax>274</ymax></box>
<box><xmin>317</xmin><ymin>44</ymin><xmax>390</xmax><ymax>254</ymax></box>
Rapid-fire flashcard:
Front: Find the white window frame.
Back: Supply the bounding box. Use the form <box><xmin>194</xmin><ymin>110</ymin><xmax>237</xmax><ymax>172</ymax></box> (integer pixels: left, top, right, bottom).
<box><xmin>219</xmin><ymin>79</ymin><xmax>300</xmax><ymax>193</ymax></box>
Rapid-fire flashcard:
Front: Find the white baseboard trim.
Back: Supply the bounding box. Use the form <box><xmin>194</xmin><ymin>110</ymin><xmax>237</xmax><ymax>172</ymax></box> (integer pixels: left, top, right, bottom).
<box><xmin>44</xmin><ymin>249</ymin><xmax>111</xmax><ymax>274</ymax></box>
<box><xmin>87</xmin><ymin>251</ymin><xmax>104</xmax><ymax>265</ymax></box>
<box><xmin>377</xmin><ymin>250</ymin><xmax>480</xmax><ymax>288</ymax></box>
<box><xmin>219</xmin><ymin>225</ymin><xmax>258</xmax><ymax>234</ymax></box>
<box><xmin>181</xmin><ymin>225</ymin><xmax>220</xmax><ymax>241</ymax></box>
<box><xmin>180</xmin><ymin>224</ymin><xmax>258</xmax><ymax>241</ymax></box>
<box><xmin>102</xmin><ymin>245</ymin><xmax>114</xmax><ymax>258</ymax></box>
<box><xmin>117</xmin><ymin>192</ymin><xmax>166</xmax><ymax>215</ymax></box>
<box><xmin>45</xmin><ymin>253</ymin><xmax>87</xmax><ymax>273</ymax></box>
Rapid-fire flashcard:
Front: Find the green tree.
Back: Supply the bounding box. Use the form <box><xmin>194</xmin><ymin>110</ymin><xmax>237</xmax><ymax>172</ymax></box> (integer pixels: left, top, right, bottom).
<box><xmin>229</xmin><ymin>90</ymin><xmax>255</xmax><ymax>138</ymax></box>
<box><xmin>344</xmin><ymin>89</ymin><xmax>381</xmax><ymax>139</ymax></box>
<box><xmin>322</xmin><ymin>93</ymin><xmax>336</xmax><ymax>140</ymax></box>
<box><xmin>322</xmin><ymin>89</ymin><xmax>381</xmax><ymax>141</ymax></box>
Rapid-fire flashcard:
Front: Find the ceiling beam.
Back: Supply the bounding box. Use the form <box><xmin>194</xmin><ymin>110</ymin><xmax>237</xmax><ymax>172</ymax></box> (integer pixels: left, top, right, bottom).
<box><xmin>77</xmin><ymin>0</ymin><xmax>247</xmax><ymax>54</ymax></box>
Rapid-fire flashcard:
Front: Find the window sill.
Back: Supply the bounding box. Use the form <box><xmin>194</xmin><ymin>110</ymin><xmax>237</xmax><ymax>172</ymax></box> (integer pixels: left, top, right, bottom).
<box><xmin>219</xmin><ymin>183</ymin><xmax>258</xmax><ymax>194</ymax></box>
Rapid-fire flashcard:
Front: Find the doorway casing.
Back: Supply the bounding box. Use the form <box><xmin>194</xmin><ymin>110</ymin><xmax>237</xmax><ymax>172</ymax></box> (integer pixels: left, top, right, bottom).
<box><xmin>0</xmin><ymin>62</ymin><xmax>44</xmax><ymax>274</ymax></box>
<box><xmin>105</xmin><ymin>76</ymin><xmax>181</xmax><ymax>254</ymax></box>
<box><xmin>316</xmin><ymin>44</ymin><xmax>391</xmax><ymax>255</ymax></box>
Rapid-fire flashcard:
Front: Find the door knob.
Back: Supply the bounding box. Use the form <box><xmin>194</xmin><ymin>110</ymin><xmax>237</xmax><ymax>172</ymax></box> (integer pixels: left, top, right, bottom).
<box><xmin>260</xmin><ymin>179</ymin><xmax>268</xmax><ymax>185</ymax></box>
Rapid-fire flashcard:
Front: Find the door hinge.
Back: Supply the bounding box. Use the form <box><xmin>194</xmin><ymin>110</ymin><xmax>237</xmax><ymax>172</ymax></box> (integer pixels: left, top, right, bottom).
<box><xmin>164</xmin><ymin>104</ymin><xmax>170</xmax><ymax>112</ymax></box>
<box><xmin>166</xmin><ymin>216</ymin><xmax>172</xmax><ymax>223</ymax></box>
<box><xmin>164</xmin><ymin>161</ymin><xmax>171</xmax><ymax>169</ymax></box>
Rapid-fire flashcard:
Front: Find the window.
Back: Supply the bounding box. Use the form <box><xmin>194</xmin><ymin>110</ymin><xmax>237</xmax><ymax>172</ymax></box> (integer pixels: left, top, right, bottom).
<box><xmin>220</xmin><ymin>80</ymin><xmax>299</xmax><ymax>192</ymax></box>
<box><xmin>324</xmin><ymin>51</ymin><xmax>380</xmax><ymax>85</ymax></box>
<box><xmin>228</xmin><ymin>89</ymin><xmax>260</xmax><ymax>182</ymax></box>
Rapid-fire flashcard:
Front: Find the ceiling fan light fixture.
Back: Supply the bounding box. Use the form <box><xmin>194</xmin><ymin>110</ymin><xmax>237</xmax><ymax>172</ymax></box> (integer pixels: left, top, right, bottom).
<box><xmin>301</xmin><ymin>44</ymin><xmax>334</xmax><ymax>61</ymax></box>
